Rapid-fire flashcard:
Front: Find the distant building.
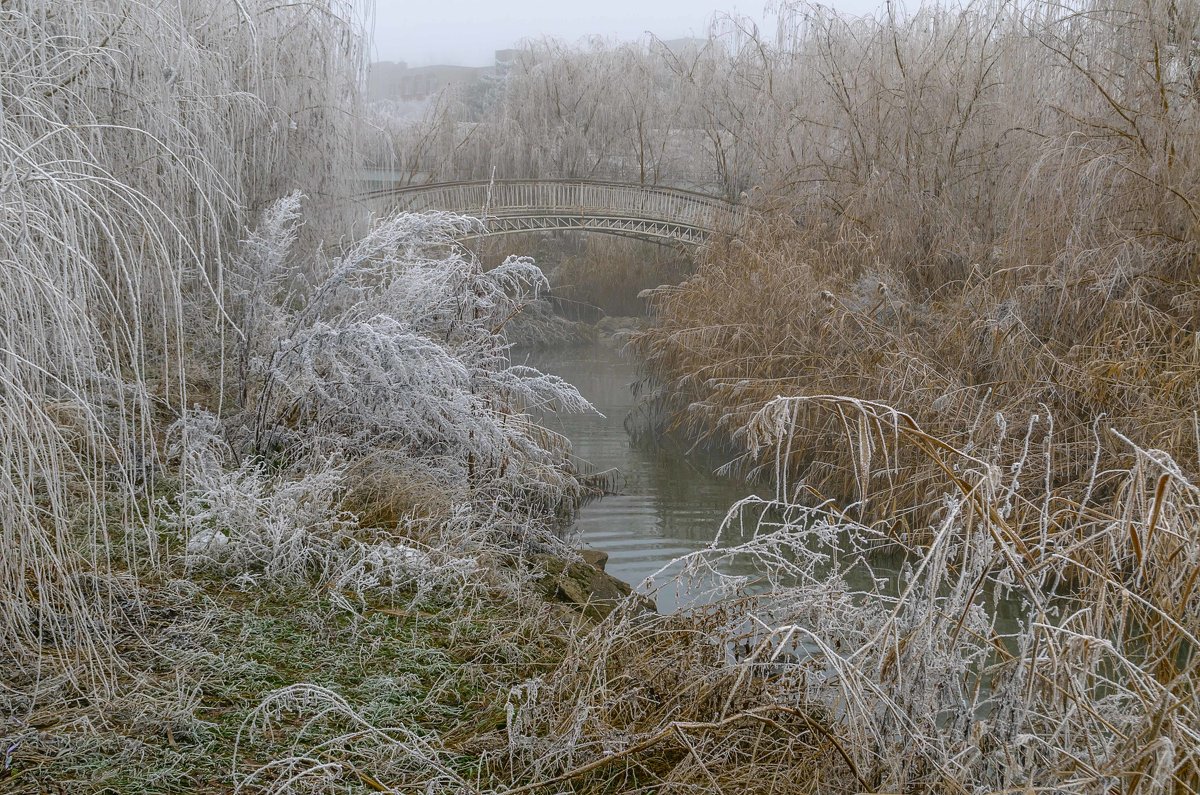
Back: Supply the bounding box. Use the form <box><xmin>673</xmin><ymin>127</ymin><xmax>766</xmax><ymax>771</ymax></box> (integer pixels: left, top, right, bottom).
<box><xmin>368</xmin><ymin>51</ymin><xmax>521</xmax><ymax>103</ymax></box>
<box><xmin>493</xmin><ymin>49</ymin><xmax>520</xmax><ymax>78</ymax></box>
<box><xmin>365</xmin><ymin>60</ymin><xmax>408</xmax><ymax>100</ymax></box>
<box><xmin>367</xmin><ymin>61</ymin><xmax>489</xmax><ymax>102</ymax></box>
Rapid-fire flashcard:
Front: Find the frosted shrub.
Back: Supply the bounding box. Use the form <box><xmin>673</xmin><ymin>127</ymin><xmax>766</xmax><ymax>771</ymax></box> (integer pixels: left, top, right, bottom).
<box><xmin>169</xmin><ymin>409</ymin><xmax>350</xmax><ymax>584</ymax></box>
<box><xmin>227</xmin><ymin>197</ymin><xmax>593</xmax><ymax>522</ymax></box>
<box><xmin>164</xmin><ymin>199</ymin><xmax>593</xmax><ymax>598</ymax></box>
<box><xmin>168</xmin><ymin>409</ymin><xmax>477</xmax><ymax>603</ymax></box>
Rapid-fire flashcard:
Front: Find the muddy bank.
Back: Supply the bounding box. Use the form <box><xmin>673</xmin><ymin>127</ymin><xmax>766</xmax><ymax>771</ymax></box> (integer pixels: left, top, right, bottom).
<box><xmin>529</xmin><ymin>549</ymin><xmax>656</xmax><ymax>621</ymax></box>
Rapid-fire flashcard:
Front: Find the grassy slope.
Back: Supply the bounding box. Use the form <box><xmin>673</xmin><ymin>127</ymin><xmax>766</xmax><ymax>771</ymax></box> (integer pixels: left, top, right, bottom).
<box><xmin>6</xmin><ymin>573</ymin><xmax>561</xmax><ymax>793</ymax></box>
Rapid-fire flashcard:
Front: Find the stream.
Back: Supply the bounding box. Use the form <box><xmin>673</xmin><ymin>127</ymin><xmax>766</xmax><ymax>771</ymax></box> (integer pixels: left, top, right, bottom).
<box><xmin>526</xmin><ymin>342</ymin><xmax>767</xmax><ymax>612</ymax></box>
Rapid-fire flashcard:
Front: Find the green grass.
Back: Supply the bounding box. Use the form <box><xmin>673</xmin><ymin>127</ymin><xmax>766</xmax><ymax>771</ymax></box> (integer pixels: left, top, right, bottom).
<box><xmin>2</xmin><ymin>576</ymin><xmax>546</xmax><ymax>794</ymax></box>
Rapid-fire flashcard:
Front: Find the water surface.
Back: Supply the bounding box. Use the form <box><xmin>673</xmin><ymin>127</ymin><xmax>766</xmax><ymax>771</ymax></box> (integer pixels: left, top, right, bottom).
<box><xmin>525</xmin><ymin>343</ymin><xmax>760</xmax><ymax>609</ymax></box>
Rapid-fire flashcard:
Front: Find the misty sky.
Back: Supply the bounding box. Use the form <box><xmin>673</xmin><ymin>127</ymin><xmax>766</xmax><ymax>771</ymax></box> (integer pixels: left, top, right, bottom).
<box><xmin>372</xmin><ymin>1</ymin><xmax>883</xmax><ymax>66</ymax></box>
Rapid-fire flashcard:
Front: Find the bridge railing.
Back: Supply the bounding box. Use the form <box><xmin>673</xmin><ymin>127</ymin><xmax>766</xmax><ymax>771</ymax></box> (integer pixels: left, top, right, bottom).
<box><xmin>365</xmin><ymin>179</ymin><xmax>744</xmax><ymax>236</ymax></box>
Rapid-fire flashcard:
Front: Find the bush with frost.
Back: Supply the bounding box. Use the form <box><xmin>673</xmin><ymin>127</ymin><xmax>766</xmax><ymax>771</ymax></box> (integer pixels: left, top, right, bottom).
<box><xmin>166</xmin><ymin>409</ymin><xmax>478</xmax><ymax>604</ymax></box>
<box><xmin>168</xmin><ymin>196</ymin><xmax>593</xmax><ymax>594</ymax></box>
<box><xmin>236</xmin><ymin>196</ymin><xmax>591</xmax><ymax>509</ymax></box>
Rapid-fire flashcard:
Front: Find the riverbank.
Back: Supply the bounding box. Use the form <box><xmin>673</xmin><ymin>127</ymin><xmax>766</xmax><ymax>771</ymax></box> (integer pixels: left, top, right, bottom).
<box><xmin>13</xmin><ymin>290</ymin><xmax>1196</xmax><ymax>794</ymax></box>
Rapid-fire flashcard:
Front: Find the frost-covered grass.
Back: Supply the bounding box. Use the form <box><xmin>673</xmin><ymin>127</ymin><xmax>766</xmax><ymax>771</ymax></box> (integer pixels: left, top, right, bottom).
<box><xmin>690</xmin><ymin>398</ymin><xmax>1200</xmax><ymax>791</ymax></box>
<box><xmin>2</xmin><ymin>576</ymin><xmax>578</xmax><ymax>794</ymax></box>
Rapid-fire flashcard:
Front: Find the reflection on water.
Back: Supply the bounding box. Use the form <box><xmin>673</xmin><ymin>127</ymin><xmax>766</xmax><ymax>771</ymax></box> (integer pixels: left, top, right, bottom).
<box><xmin>523</xmin><ymin>343</ymin><xmax>761</xmax><ymax>610</ymax></box>
<box><xmin>526</xmin><ymin>343</ymin><xmax>1034</xmax><ymax>697</ymax></box>
<box><xmin>525</xmin><ymin>344</ymin><xmax>1031</xmax><ymax>602</ymax></box>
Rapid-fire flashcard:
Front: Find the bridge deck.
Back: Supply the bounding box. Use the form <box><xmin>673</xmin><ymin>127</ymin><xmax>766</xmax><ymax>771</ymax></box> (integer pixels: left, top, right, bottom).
<box><xmin>365</xmin><ymin>179</ymin><xmax>743</xmax><ymax>244</ymax></box>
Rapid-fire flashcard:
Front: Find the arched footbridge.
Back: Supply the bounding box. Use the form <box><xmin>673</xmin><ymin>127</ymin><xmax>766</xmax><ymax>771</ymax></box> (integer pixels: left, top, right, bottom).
<box><xmin>364</xmin><ymin>180</ymin><xmax>744</xmax><ymax>245</ymax></box>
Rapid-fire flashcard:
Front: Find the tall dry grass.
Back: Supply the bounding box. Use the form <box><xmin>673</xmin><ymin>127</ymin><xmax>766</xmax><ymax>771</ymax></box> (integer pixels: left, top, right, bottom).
<box><xmin>600</xmin><ymin>2</ymin><xmax>1200</xmax><ymax>788</ymax></box>
<box><xmin>633</xmin><ymin>0</ymin><xmax>1200</xmax><ymax>528</ymax></box>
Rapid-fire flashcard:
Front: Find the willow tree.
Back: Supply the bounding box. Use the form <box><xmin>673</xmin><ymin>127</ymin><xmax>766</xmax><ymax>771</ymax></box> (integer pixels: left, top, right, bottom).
<box><xmin>1</xmin><ymin>0</ymin><xmax>368</xmax><ymax>697</ymax></box>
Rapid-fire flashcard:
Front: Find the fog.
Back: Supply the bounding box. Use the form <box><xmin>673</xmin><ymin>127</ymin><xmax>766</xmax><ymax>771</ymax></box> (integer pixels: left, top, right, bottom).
<box><xmin>372</xmin><ymin>0</ymin><xmax>881</xmax><ymax>66</ymax></box>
